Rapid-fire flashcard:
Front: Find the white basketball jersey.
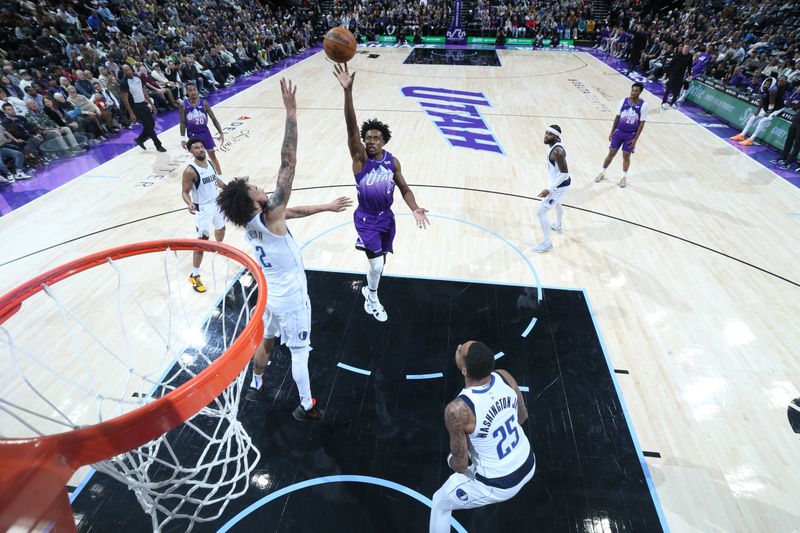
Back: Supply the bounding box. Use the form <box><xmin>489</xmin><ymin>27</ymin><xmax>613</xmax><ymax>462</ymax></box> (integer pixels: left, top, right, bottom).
<box><xmin>459</xmin><ymin>372</ymin><xmax>531</xmax><ymax>479</ymax></box>
<box><xmin>244</xmin><ymin>212</ymin><xmax>308</xmax><ymax>313</ymax></box>
<box><xmin>189</xmin><ymin>161</ymin><xmax>219</xmax><ymax>205</ymax></box>
<box><xmin>546</xmin><ymin>141</ymin><xmax>568</xmax><ymax>190</ymax></box>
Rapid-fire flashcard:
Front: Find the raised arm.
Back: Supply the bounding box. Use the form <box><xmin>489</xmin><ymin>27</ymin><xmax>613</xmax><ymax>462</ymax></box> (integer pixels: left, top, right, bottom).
<box><xmin>392</xmin><ymin>157</ymin><xmax>430</xmax><ymax>228</ymax></box>
<box><xmin>333</xmin><ymin>63</ymin><xmax>367</xmax><ymax>170</ymax></box>
<box><xmin>285</xmin><ymin>196</ymin><xmax>352</xmax><ymax>219</ymax></box>
<box><xmin>495</xmin><ymin>369</ymin><xmax>528</xmax><ymax>424</ymax></box>
<box><xmin>444</xmin><ymin>398</ymin><xmax>474</xmax><ymax>474</ymax></box>
<box><xmin>265</xmin><ymin>78</ymin><xmax>297</xmax><ymax>219</ymax></box>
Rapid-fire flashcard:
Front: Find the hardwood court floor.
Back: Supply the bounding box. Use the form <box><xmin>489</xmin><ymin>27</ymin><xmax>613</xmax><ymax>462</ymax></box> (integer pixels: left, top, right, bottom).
<box><xmin>1</xmin><ymin>47</ymin><xmax>799</xmax><ymax>532</ymax></box>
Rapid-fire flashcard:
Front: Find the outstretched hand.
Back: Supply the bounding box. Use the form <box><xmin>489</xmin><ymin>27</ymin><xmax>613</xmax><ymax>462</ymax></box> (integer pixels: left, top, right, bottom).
<box><xmin>328</xmin><ymin>196</ymin><xmax>353</xmax><ymax>212</ymax></box>
<box><xmin>333</xmin><ymin>63</ymin><xmax>356</xmax><ymax>91</ymax></box>
<box><xmin>413</xmin><ymin>208</ymin><xmax>430</xmax><ymax>229</ymax></box>
<box><xmin>280</xmin><ymin>77</ymin><xmax>296</xmax><ymax>111</ymax></box>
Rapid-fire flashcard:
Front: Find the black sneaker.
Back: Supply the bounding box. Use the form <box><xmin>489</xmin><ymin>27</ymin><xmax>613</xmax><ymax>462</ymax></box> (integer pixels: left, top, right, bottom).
<box><xmin>136</xmin><ymin>139</ymin><xmax>146</xmax><ymax>150</ymax></box>
<box><xmin>245</xmin><ymin>385</ymin><xmax>264</xmax><ymax>402</ymax></box>
<box><xmin>156</xmin><ymin>145</ymin><xmax>167</xmax><ymax>153</ymax></box>
<box><xmin>292</xmin><ymin>398</ymin><xmax>323</xmax><ymax>421</ymax></box>
<box><xmin>770</xmin><ymin>158</ymin><xmax>783</xmax><ymax>164</ymax></box>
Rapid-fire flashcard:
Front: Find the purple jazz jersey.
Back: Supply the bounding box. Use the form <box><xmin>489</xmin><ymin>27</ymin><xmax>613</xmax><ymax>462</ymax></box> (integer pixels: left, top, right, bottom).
<box><xmin>611</xmin><ymin>98</ymin><xmax>645</xmax><ymax>153</ymax></box>
<box><xmin>353</xmin><ymin>150</ymin><xmax>396</xmax><ymax>254</ymax></box>
<box><xmin>185</xmin><ymin>97</ymin><xmax>215</xmax><ymax>150</ymax></box>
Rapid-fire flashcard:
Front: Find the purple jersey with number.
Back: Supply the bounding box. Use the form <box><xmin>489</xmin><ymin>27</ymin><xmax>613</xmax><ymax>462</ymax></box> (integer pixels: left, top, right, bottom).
<box><xmin>184</xmin><ymin>97</ymin><xmax>209</xmax><ymax>134</ymax></box>
<box><xmin>355</xmin><ymin>151</ymin><xmax>396</xmax><ymax>213</ymax></box>
<box><xmin>616</xmin><ymin>98</ymin><xmax>647</xmax><ymax>133</ymax></box>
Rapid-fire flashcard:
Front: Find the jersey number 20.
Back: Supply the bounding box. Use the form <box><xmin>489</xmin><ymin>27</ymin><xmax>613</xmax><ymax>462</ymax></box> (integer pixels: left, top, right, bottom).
<box><xmin>492</xmin><ymin>414</ymin><xmax>520</xmax><ymax>460</ymax></box>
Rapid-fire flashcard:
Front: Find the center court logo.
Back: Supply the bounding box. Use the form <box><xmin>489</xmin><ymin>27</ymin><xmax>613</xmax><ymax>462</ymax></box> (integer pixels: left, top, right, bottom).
<box><xmin>401</xmin><ymin>86</ymin><xmax>504</xmax><ymax>154</ymax></box>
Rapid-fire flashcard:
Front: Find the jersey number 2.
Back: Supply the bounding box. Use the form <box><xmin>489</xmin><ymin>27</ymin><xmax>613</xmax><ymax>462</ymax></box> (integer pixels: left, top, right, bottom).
<box><xmin>255</xmin><ymin>246</ymin><xmax>272</xmax><ymax>268</ymax></box>
<box><xmin>492</xmin><ymin>414</ymin><xmax>520</xmax><ymax>460</ymax></box>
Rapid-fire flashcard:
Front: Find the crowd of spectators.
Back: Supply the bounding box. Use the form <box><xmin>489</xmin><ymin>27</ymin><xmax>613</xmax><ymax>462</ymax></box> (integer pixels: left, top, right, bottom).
<box><xmin>320</xmin><ymin>0</ymin><xmax>599</xmax><ymax>45</ymax></box>
<box><xmin>596</xmin><ymin>0</ymin><xmax>800</xmax><ymax>100</ymax></box>
<box><xmin>3</xmin><ymin>0</ymin><xmax>800</xmax><ymax>183</ymax></box>
<box><xmin>0</xmin><ymin>0</ymin><xmax>317</xmax><ymax>183</ymax></box>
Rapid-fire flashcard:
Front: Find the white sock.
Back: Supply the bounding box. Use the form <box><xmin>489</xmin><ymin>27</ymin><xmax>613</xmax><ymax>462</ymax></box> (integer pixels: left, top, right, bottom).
<box><xmin>367</xmin><ymin>256</ymin><xmax>384</xmax><ymax>300</ymax></box>
<box><xmin>555</xmin><ymin>203</ymin><xmax>564</xmax><ymax>227</ymax></box>
<box><xmin>250</xmin><ymin>371</ymin><xmax>263</xmax><ymax>390</ymax></box>
<box><xmin>538</xmin><ymin>205</ymin><xmax>551</xmax><ymax>244</ymax></box>
<box><xmin>623</xmin><ymin>171</ymin><xmax>628</xmax><ymax>177</ymax></box>
<box><xmin>290</xmin><ymin>346</ymin><xmax>313</xmax><ymax>410</ymax></box>
<box><xmin>598</xmin><ymin>167</ymin><xmax>606</xmax><ymax>175</ymax></box>
<box><xmin>191</xmin><ymin>267</ymin><xmax>200</xmax><ymax>276</ymax></box>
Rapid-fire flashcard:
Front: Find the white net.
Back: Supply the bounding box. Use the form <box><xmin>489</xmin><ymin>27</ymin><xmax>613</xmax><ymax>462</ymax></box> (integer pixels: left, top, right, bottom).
<box><xmin>0</xmin><ymin>246</ymin><xmax>262</xmax><ymax>531</ymax></box>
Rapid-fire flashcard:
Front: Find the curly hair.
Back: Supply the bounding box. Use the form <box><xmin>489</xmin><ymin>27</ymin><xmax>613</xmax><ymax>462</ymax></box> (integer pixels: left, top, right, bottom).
<box><xmin>360</xmin><ymin>119</ymin><xmax>392</xmax><ymax>143</ymax></box>
<box><xmin>217</xmin><ymin>178</ymin><xmax>257</xmax><ymax>227</ymax></box>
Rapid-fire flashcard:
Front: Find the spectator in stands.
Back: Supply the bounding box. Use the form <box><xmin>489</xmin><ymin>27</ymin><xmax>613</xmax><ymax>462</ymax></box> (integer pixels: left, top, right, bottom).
<box><xmin>23</xmin><ymin>98</ymin><xmax>82</xmax><ymax>153</ymax></box>
<box><xmin>0</xmin><ymin>88</ymin><xmax>27</xmax><ymax>116</ymax></box>
<box><xmin>1</xmin><ymin>103</ymin><xmax>44</xmax><ymax>166</ymax></box>
<box><xmin>0</xmin><ymin>125</ymin><xmax>32</xmax><ymax>182</ymax></box>
<box><xmin>66</xmin><ymin>85</ymin><xmax>109</xmax><ymax>136</ymax></box>
<box><xmin>728</xmin><ymin>66</ymin><xmax>749</xmax><ymax>89</ymax></box>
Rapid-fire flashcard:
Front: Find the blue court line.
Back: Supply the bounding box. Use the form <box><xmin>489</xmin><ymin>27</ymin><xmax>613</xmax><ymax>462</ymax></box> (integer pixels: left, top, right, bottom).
<box><xmin>406</xmin><ymin>372</ymin><xmax>444</xmax><ymax>380</ymax></box>
<box><xmin>336</xmin><ymin>362</ymin><xmax>372</xmax><ymax>376</ymax></box>
<box><xmin>216</xmin><ymin>474</ymin><xmax>468</xmax><ymax>533</ymax></box>
<box><xmin>68</xmin><ymin>268</ymin><xmax>247</xmax><ymax>504</ymax></box>
<box><xmin>521</xmin><ymin>317</ymin><xmax>538</xmax><ymax>337</ymax></box>
<box><xmin>493</xmin><ymin>351</ymin><xmax>505</xmax><ymax>360</ymax></box>
<box><xmin>518</xmin><ymin>386</ymin><xmax>529</xmax><ymax>392</ymax></box>
<box><xmin>789</xmin><ymin>212</ymin><xmax>800</xmax><ymax>216</ymax></box>
<box><xmin>582</xmin><ymin>289</ymin><xmax>671</xmax><ymax>532</ymax></box>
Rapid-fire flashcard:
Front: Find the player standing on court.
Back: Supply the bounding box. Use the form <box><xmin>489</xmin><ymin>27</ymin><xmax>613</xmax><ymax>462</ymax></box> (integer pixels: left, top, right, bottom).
<box><xmin>595</xmin><ymin>82</ymin><xmax>648</xmax><ymax>188</ymax></box>
<box><xmin>534</xmin><ymin>125</ymin><xmax>571</xmax><ymax>253</ymax></box>
<box><xmin>333</xmin><ymin>62</ymin><xmax>429</xmax><ymax>323</ymax></box>
<box><xmin>180</xmin><ymin>83</ymin><xmax>226</xmax><ymax>177</ymax></box>
<box><xmin>429</xmin><ymin>341</ymin><xmax>535</xmax><ymax>532</ymax></box>
<box><xmin>181</xmin><ymin>138</ymin><xmax>227</xmax><ymax>293</ymax></box>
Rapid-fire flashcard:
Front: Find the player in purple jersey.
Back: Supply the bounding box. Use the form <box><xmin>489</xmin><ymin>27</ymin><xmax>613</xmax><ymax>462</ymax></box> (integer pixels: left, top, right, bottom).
<box><xmin>179</xmin><ymin>83</ymin><xmax>226</xmax><ymax>177</ymax></box>
<box><xmin>595</xmin><ymin>82</ymin><xmax>649</xmax><ymax>188</ymax></box>
<box><xmin>334</xmin><ymin>62</ymin><xmax>429</xmax><ymax>322</ymax></box>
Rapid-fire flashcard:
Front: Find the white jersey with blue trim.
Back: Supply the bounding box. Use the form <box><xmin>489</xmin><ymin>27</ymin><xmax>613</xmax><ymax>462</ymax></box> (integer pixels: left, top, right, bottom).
<box><xmin>244</xmin><ymin>212</ymin><xmax>308</xmax><ymax>313</ymax></box>
<box><xmin>458</xmin><ymin>372</ymin><xmax>531</xmax><ymax>479</ymax></box>
<box><xmin>546</xmin><ymin>141</ymin><xmax>568</xmax><ymax>191</ymax></box>
<box><xmin>189</xmin><ymin>161</ymin><xmax>219</xmax><ymax>205</ymax></box>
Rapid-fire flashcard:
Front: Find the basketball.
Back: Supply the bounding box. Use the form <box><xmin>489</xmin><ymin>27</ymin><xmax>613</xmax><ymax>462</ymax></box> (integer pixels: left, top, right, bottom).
<box><xmin>323</xmin><ymin>27</ymin><xmax>357</xmax><ymax>63</ymax></box>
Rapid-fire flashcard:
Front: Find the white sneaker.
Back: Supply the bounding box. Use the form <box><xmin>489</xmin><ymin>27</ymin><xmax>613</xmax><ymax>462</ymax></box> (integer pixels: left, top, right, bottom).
<box><xmin>660</xmin><ymin>103</ymin><xmax>668</xmax><ymax>110</ymax></box>
<box><xmin>549</xmin><ymin>222</ymin><xmax>563</xmax><ymax>234</ymax></box>
<box><xmin>533</xmin><ymin>241</ymin><xmax>553</xmax><ymax>253</ymax></box>
<box><xmin>14</xmin><ymin>171</ymin><xmax>32</xmax><ymax>180</ymax></box>
<box><xmin>0</xmin><ymin>174</ymin><xmax>15</xmax><ymax>183</ymax></box>
<box><xmin>362</xmin><ymin>286</ymin><xmax>387</xmax><ymax>322</ymax></box>
<box><xmin>618</xmin><ymin>176</ymin><xmax>628</xmax><ymax>188</ymax></box>
<box><xmin>594</xmin><ymin>172</ymin><xmax>605</xmax><ymax>183</ymax></box>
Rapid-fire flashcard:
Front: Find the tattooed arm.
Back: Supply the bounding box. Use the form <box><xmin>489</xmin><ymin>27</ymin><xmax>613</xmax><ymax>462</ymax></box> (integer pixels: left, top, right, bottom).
<box><xmin>285</xmin><ymin>197</ymin><xmax>353</xmax><ymax>219</ymax></box>
<box><xmin>444</xmin><ymin>398</ymin><xmax>475</xmax><ymax>474</ymax></box>
<box><xmin>265</xmin><ymin>78</ymin><xmax>297</xmax><ymax>221</ymax></box>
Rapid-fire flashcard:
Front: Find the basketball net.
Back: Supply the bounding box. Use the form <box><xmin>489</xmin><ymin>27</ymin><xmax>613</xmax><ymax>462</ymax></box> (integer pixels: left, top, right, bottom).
<box><xmin>0</xmin><ymin>242</ymin><xmax>265</xmax><ymax>531</ymax></box>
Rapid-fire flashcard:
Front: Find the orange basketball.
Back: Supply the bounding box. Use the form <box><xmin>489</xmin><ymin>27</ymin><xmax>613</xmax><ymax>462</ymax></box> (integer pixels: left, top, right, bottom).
<box><xmin>323</xmin><ymin>27</ymin><xmax>357</xmax><ymax>63</ymax></box>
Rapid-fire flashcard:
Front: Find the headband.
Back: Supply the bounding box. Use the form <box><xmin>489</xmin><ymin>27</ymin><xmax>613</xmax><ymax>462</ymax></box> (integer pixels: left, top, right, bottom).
<box><xmin>546</xmin><ymin>127</ymin><xmax>561</xmax><ymax>137</ymax></box>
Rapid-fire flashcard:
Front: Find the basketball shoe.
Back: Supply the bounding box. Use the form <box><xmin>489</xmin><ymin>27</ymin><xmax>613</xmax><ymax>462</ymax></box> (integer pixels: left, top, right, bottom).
<box><xmin>362</xmin><ymin>286</ymin><xmax>387</xmax><ymax>322</ymax></box>
<box><xmin>189</xmin><ymin>274</ymin><xmax>207</xmax><ymax>293</ymax></box>
<box><xmin>293</xmin><ymin>398</ymin><xmax>323</xmax><ymax>421</ymax></box>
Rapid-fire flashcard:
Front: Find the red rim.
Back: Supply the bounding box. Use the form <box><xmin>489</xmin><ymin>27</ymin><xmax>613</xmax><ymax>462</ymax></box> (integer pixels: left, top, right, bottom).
<box><xmin>0</xmin><ymin>239</ymin><xmax>266</xmax><ymax>529</ymax></box>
